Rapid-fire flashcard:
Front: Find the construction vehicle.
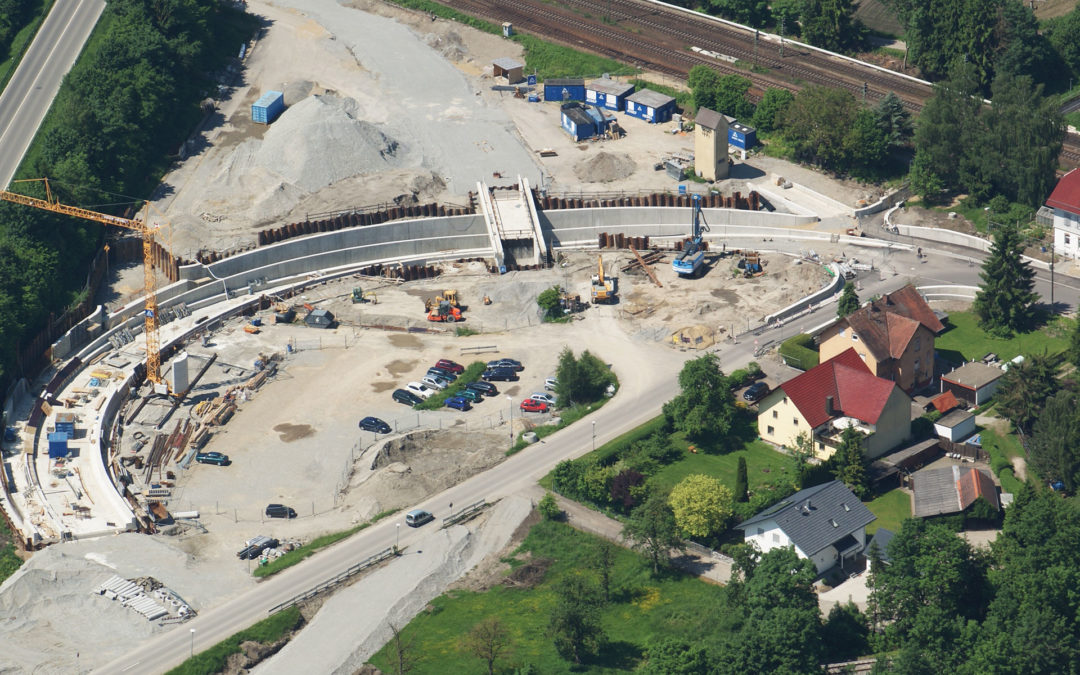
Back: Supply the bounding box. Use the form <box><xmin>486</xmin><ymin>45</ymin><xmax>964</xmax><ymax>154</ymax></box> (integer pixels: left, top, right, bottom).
<box><xmin>672</xmin><ymin>193</ymin><xmax>710</xmax><ymax>278</ymax></box>
<box><xmin>0</xmin><ymin>178</ymin><xmax>171</xmax><ymax>393</ymax></box>
<box><xmin>427</xmin><ymin>300</ymin><xmax>463</xmax><ymax>322</ymax></box>
<box><xmin>351</xmin><ymin>287</ymin><xmax>377</xmax><ymax>304</ymax></box>
<box><xmin>739</xmin><ymin>251</ymin><xmax>763</xmax><ymax>277</ymax></box>
<box><xmin>424</xmin><ymin>289</ymin><xmax>462</xmax><ymax>312</ymax></box>
<box><xmin>590</xmin><ymin>255</ymin><xmax>616</xmax><ymax>304</ymax></box>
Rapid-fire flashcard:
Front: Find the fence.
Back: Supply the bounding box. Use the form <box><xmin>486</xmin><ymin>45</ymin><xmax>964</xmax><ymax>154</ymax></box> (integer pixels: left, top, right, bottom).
<box><xmin>268</xmin><ymin>546</ymin><xmax>396</xmax><ymax>614</ymax></box>
<box><xmin>442</xmin><ymin>499</ymin><xmax>488</xmax><ymax>528</ymax></box>
<box><xmin>684</xmin><ymin>540</ymin><xmax>735</xmax><ymax>564</ymax></box>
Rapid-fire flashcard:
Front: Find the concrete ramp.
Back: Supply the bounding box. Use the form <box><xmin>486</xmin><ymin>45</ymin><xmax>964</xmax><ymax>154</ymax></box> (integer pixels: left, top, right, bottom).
<box><xmin>478</xmin><ymin>178</ymin><xmax>546</xmax><ymax>270</ymax></box>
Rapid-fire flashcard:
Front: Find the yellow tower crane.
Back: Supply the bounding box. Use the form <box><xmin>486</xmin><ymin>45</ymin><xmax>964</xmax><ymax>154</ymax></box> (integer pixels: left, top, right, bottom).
<box><xmin>0</xmin><ymin>178</ymin><xmax>167</xmax><ymax>389</ymax></box>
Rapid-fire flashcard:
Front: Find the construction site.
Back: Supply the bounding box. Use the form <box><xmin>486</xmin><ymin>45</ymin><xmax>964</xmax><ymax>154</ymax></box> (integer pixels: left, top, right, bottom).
<box><xmin>0</xmin><ymin>0</ymin><xmax>890</xmax><ymax>672</ymax></box>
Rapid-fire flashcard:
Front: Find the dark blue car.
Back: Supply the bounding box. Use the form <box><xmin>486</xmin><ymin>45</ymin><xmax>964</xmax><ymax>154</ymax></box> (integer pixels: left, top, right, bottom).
<box><xmin>444</xmin><ymin>396</ymin><xmax>472</xmax><ymax>411</ymax></box>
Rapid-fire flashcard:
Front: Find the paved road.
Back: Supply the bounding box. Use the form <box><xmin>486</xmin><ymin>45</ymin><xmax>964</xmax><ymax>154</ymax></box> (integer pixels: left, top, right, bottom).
<box><xmin>96</xmin><ymin>232</ymin><xmax>1080</xmax><ymax>674</ymax></box>
<box><xmin>0</xmin><ymin>0</ymin><xmax>104</xmax><ymax>190</ymax></box>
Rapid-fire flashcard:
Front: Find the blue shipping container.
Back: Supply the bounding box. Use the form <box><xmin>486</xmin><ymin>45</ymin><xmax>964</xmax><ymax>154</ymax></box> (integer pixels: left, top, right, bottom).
<box><xmin>544</xmin><ymin>78</ymin><xmax>585</xmax><ymax>102</ymax></box>
<box><xmin>252</xmin><ymin>91</ymin><xmax>285</xmax><ymax>125</ymax></box>
<box><xmin>48</xmin><ymin>432</ymin><xmax>69</xmax><ymax>459</ymax></box>
<box><xmin>728</xmin><ymin>122</ymin><xmax>757</xmax><ymax>150</ymax></box>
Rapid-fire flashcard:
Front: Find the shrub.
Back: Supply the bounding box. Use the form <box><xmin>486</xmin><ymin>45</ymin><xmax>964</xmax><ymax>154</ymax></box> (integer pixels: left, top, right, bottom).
<box><xmin>779</xmin><ymin>334</ymin><xmax>819</xmax><ymax>370</ymax></box>
<box><xmin>539</xmin><ymin>492</ymin><xmax>562</xmax><ymax>521</ymax></box>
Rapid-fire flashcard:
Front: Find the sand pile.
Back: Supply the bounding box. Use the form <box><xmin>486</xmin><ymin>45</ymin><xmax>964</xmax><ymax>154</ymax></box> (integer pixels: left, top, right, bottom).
<box><xmin>574</xmin><ymin>151</ymin><xmax>635</xmax><ymax>183</ymax></box>
<box><xmin>203</xmin><ymin>94</ymin><xmax>414</xmax><ymax>225</ymax></box>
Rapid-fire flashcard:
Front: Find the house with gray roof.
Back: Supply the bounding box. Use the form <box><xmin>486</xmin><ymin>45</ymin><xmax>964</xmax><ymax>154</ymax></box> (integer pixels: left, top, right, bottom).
<box><xmin>736</xmin><ymin>480</ymin><xmax>876</xmax><ymax>574</ymax></box>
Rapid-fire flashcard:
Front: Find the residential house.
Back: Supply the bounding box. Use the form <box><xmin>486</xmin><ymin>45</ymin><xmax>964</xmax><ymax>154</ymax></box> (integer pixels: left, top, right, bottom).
<box><xmin>758</xmin><ymin>348</ymin><xmax>913</xmax><ymax>460</ymax></box>
<box><xmin>818</xmin><ymin>284</ymin><xmax>944</xmax><ymax>393</ymax></box>
<box><xmin>1047</xmin><ymin>168</ymin><xmax>1080</xmax><ymax>259</ymax></box>
<box><xmin>940</xmin><ymin>362</ymin><xmax>1004</xmax><ymax>407</ymax></box>
<box><xmin>912</xmin><ymin>465</ymin><xmax>1000</xmax><ymax>517</ymax></box>
<box><xmin>737</xmin><ymin>480</ymin><xmax>877</xmax><ymax>574</ymax></box>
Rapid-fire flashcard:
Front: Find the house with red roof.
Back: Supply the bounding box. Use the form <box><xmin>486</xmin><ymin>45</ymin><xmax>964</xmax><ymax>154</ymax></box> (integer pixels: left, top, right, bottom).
<box><xmin>817</xmin><ymin>284</ymin><xmax>943</xmax><ymax>393</ymax></box>
<box><xmin>758</xmin><ymin>348</ymin><xmax>913</xmax><ymax>460</ymax></box>
<box><xmin>1047</xmin><ymin>168</ymin><xmax>1080</xmax><ymax>259</ymax></box>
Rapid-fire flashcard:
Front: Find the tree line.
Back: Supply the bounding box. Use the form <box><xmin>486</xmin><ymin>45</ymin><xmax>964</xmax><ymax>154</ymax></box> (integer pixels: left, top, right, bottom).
<box><xmin>0</xmin><ymin>0</ymin><xmax>37</xmax><ymax>59</ymax></box>
<box><xmin>0</xmin><ymin>0</ymin><xmax>255</xmax><ymax>388</ymax></box>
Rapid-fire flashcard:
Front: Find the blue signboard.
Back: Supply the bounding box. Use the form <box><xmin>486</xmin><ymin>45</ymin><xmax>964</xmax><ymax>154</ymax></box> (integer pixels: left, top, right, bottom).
<box><xmin>528</xmin><ymin>74</ymin><xmax>537</xmax><ymax>86</ymax></box>
<box><xmin>678</xmin><ymin>184</ymin><xmax>687</xmax><ymax>194</ymax></box>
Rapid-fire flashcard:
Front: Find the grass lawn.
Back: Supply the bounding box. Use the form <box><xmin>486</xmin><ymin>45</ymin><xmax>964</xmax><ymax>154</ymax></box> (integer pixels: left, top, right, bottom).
<box><xmin>934</xmin><ymin>311</ymin><xmax>1071</xmax><ymax>365</ymax></box>
<box><xmin>865</xmin><ymin>489</ymin><xmax>911</xmax><ymax>535</ymax></box>
<box><xmin>980</xmin><ymin>427</ymin><xmax>1029</xmax><ymax>494</ymax></box>
<box><xmin>651</xmin><ymin>438</ymin><xmax>798</xmax><ymax>494</ymax></box>
<box><xmin>367</xmin><ymin>520</ymin><xmax>736</xmax><ymax>674</ymax></box>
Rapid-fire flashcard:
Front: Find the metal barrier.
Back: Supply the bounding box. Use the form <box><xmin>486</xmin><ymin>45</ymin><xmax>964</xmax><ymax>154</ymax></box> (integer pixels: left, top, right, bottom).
<box><xmin>684</xmin><ymin>540</ymin><xmax>734</xmax><ymax>564</ymax></box>
<box><xmin>441</xmin><ymin>499</ymin><xmax>488</xmax><ymax>528</ymax></box>
<box><xmin>267</xmin><ymin>546</ymin><xmax>396</xmax><ymax>614</ymax></box>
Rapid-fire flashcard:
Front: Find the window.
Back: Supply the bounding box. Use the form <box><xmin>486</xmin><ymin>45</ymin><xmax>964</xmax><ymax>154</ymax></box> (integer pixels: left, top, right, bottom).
<box><xmin>852</xmin><ymin>334</ymin><xmax>860</xmax><ymax>342</ymax></box>
<box><xmin>793</xmin><ymin>418</ymin><xmax>799</xmax><ymax>426</ymax></box>
<box><xmin>1067</xmin><ymin>233</ymin><xmax>1072</xmax><ymax>245</ymax></box>
<box><xmin>772</xmin><ymin>533</ymin><xmax>780</xmax><ymax>543</ymax></box>
<box><xmin>914</xmin><ymin>337</ymin><xmax>921</xmax><ymax>351</ymax></box>
<box><xmin>818</xmin><ymin>442</ymin><xmax>825</xmax><ymax>451</ymax></box>
<box><xmin>757</xmin><ymin>527</ymin><xmax>764</xmax><ymax>536</ymax></box>
<box><xmin>772</xmin><ymin>410</ymin><xmax>778</xmax><ymax>419</ymax></box>
<box><xmin>859</xmin><ymin>352</ymin><xmax>867</xmax><ymax>360</ymax></box>
<box><xmin>767</xmin><ymin>425</ymin><xmax>775</xmax><ymax>435</ymax></box>
<box><xmin>829</xmin><ymin>518</ymin><xmax>839</xmax><ymax>528</ymax></box>
<box><xmin>914</xmin><ymin>358</ymin><xmax>921</xmax><ymax>372</ymax></box>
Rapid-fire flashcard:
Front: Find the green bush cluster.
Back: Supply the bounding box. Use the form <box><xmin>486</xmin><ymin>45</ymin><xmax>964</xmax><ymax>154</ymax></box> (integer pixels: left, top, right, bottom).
<box><xmin>414</xmin><ymin>361</ymin><xmax>487</xmax><ymax>410</ymax></box>
<box><xmin>779</xmin><ymin>333</ymin><xmax>819</xmax><ymax>370</ymax></box>
<box><xmin>726</xmin><ymin>362</ymin><xmax>763</xmax><ymax>390</ymax></box>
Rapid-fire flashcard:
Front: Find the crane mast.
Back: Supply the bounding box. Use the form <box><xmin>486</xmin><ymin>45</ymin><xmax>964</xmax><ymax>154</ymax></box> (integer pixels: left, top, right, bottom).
<box><xmin>0</xmin><ymin>178</ymin><xmax>165</xmax><ymax>387</ymax></box>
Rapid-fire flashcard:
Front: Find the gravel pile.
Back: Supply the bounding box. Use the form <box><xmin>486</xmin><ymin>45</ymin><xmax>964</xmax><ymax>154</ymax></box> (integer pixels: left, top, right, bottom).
<box><xmin>0</xmin><ymin>533</ymin><xmax>255</xmax><ymax>673</ymax></box>
<box><xmin>574</xmin><ymin>151</ymin><xmax>636</xmax><ymax>183</ymax></box>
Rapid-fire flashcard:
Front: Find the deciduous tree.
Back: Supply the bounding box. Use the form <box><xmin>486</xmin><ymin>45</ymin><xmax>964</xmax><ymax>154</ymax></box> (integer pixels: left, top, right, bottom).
<box><xmin>465</xmin><ymin>617</ymin><xmax>511</xmax><ymax>675</ymax></box>
<box><xmin>1028</xmin><ymin>390</ymin><xmax>1080</xmax><ymax>492</ymax></box>
<box><xmin>590</xmin><ymin>540</ymin><xmax>617</xmax><ymax>602</ymax></box>
<box><xmin>669</xmin><ymin>474</ymin><xmax>733</xmax><ymax>539</ymax></box>
<box><xmin>549</xmin><ymin>574</ymin><xmax>605</xmax><ymax>664</ymax></box>
<box><xmin>639</xmin><ymin>637</ymin><xmax>710</xmax><ymax>675</ymax></box>
<box><xmin>662</xmin><ymin>353</ymin><xmax>736</xmax><ymax>444</ymax></box>
<box><xmin>623</xmin><ymin>491</ymin><xmax>683</xmax><ymax>574</ymax></box>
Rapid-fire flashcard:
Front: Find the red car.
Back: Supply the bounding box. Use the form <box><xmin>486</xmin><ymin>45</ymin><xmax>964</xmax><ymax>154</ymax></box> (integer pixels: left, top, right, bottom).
<box><xmin>520</xmin><ymin>399</ymin><xmax>549</xmax><ymax>413</ymax></box>
<box><xmin>435</xmin><ymin>359</ymin><xmax>464</xmax><ymax>374</ymax></box>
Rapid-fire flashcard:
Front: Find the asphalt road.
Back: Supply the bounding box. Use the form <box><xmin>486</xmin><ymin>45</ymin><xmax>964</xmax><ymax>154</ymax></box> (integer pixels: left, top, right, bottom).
<box><xmin>0</xmin><ymin>0</ymin><xmax>104</xmax><ymax>190</ymax></box>
<box><xmin>96</xmin><ymin>235</ymin><xmax>1080</xmax><ymax>674</ymax></box>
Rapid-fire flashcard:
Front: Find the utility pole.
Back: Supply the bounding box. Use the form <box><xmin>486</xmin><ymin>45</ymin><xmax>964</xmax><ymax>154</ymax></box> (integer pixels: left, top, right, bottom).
<box><xmin>779</xmin><ymin>18</ymin><xmax>785</xmax><ymax>58</ymax></box>
<box><xmin>754</xmin><ymin>30</ymin><xmax>759</xmax><ymax>65</ymax></box>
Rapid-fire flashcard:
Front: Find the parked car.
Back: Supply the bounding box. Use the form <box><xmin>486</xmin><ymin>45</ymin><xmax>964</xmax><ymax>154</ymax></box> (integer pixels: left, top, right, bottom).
<box><xmin>466</xmin><ymin>381</ymin><xmax>497</xmax><ymax>396</ymax></box>
<box><xmin>393</xmin><ymin>389</ymin><xmax>422</xmax><ymax>406</ymax></box>
<box><xmin>482</xmin><ymin>368</ymin><xmax>518</xmax><ymax>382</ymax></box>
<box><xmin>458</xmin><ymin>389</ymin><xmax>483</xmax><ymax>404</ymax></box>
<box><xmin>530</xmin><ymin>392</ymin><xmax>556</xmax><ymax>406</ymax></box>
<box><xmin>743</xmin><ymin>381</ymin><xmax>771</xmax><ymax>403</ymax></box>
<box><xmin>265</xmin><ymin>504</ymin><xmax>297</xmax><ymax>519</ymax></box>
<box><xmin>487</xmin><ymin>358</ymin><xmax>523</xmax><ymax>371</ymax></box>
<box><xmin>405</xmin><ymin>509</ymin><xmax>434</xmax><ymax>527</ymax></box>
<box><xmin>435</xmin><ymin>359</ymin><xmax>464</xmax><ymax>374</ymax></box>
<box><xmin>444</xmin><ymin>396</ymin><xmax>472</xmax><ymax>411</ymax></box>
<box><xmin>421</xmin><ymin>376</ymin><xmax>448</xmax><ymax>391</ymax></box>
<box><xmin>520</xmin><ymin>399</ymin><xmax>549</xmax><ymax>413</ymax></box>
<box><xmin>544</xmin><ymin>377</ymin><xmax>558</xmax><ymax>391</ymax></box>
<box><xmin>427</xmin><ymin>367</ymin><xmax>457</xmax><ymax>382</ymax></box>
<box><xmin>195</xmin><ymin>451</ymin><xmax>230</xmax><ymax>466</ymax></box>
<box><xmin>406</xmin><ymin>382</ymin><xmax>434</xmax><ymax>399</ymax></box>
<box><xmin>359</xmin><ymin>416</ymin><xmax>391</xmax><ymax>434</ymax></box>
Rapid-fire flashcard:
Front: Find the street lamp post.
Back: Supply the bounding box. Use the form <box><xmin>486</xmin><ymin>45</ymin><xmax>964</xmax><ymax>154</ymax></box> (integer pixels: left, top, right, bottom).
<box><xmin>507</xmin><ymin>396</ymin><xmax>513</xmax><ymax>442</ymax></box>
<box><xmin>190</xmin><ymin>628</ymin><xmax>196</xmax><ymax>658</ymax></box>
<box><xmin>396</xmin><ymin>523</ymin><xmax>400</xmax><ymax>548</ymax></box>
<box><xmin>591</xmin><ymin>420</ymin><xmax>596</xmax><ymax>452</ymax></box>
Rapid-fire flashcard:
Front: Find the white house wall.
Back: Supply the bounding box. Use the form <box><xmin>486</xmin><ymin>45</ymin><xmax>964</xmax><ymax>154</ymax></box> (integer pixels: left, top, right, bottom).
<box><xmin>1054</xmin><ymin>208</ymin><xmax>1080</xmax><ymax>259</ymax></box>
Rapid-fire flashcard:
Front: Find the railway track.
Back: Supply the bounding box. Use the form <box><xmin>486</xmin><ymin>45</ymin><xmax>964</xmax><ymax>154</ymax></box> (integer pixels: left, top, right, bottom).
<box><xmin>438</xmin><ymin>0</ymin><xmax>1080</xmax><ymax>168</ymax></box>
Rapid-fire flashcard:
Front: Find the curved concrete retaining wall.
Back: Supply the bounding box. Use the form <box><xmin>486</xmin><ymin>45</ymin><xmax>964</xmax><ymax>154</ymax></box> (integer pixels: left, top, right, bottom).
<box><xmin>187</xmin><ymin>214</ymin><xmax>488</xmax><ymax>285</ymax></box>
<box><xmin>895</xmin><ymin>224</ymin><xmax>991</xmax><ymax>253</ymax></box>
<box><xmin>765</xmin><ymin>262</ymin><xmax>845</xmax><ymax>324</ymax></box>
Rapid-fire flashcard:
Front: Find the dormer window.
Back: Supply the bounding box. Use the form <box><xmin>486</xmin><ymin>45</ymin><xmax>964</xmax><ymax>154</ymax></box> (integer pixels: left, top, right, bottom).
<box><xmin>842</xmin><ymin>503</ymin><xmax>850</xmax><ymax>511</ymax></box>
<box><xmin>852</xmin><ymin>334</ymin><xmax>859</xmax><ymax>342</ymax></box>
<box><xmin>829</xmin><ymin>518</ymin><xmax>838</xmax><ymax>527</ymax></box>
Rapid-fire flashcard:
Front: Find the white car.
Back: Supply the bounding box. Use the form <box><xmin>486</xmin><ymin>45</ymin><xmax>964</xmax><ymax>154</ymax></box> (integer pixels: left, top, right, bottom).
<box><xmin>544</xmin><ymin>377</ymin><xmax>557</xmax><ymax>391</ymax></box>
<box><xmin>531</xmin><ymin>392</ymin><xmax>556</xmax><ymax>405</ymax></box>
<box><xmin>406</xmin><ymin>382</ymin><xmax>434</xmax><ymax>399</ymax></box>
<box><xmin>421</xmin><ymin>376</ymin><xmax>447</xmax><ymax>391</ymax></box>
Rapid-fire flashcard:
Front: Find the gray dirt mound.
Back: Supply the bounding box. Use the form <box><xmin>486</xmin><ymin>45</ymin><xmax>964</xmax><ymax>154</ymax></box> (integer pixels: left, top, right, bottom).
<box><xmin>574</xmin><ymin>151</ymin><xmax>635</xmax><ymax>183</ymax></box>
<box><xmin>252</xmin><ymin>94</ymin><xmax>405</xmax><ymax>191</ymax></box>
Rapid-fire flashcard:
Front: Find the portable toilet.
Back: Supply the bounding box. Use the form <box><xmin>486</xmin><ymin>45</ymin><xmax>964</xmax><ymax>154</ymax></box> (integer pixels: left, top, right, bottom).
<box><xmin>502</xmin><ymin>22</ymin><xmax>513</xmax><ymax>37</ymax></box>
<box><xmin>48</xmin><ymin>432</ymin><xmax>69</xmax><ymax>459</ymax></box>
<box><xmin>252</xmin><ymin>91</ymin><xmax>285</xmax><ymax>124</ymax></box>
